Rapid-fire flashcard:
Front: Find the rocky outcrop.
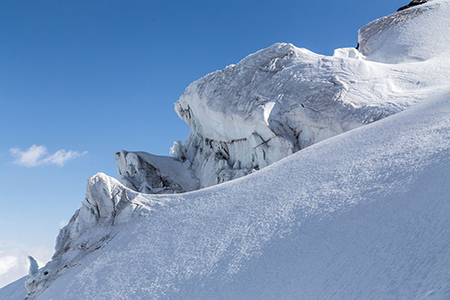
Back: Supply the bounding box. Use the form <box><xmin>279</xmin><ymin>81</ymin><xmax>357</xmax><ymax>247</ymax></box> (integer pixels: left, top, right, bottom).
<box><xmin>398</xmin><ymin>0</ymin><xmax>427</xmax><ymax>12</ymax></box>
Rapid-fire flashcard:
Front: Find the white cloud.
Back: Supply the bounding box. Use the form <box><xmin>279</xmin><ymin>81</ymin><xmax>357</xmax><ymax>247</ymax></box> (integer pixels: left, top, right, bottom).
<box><xmin>42</xmin><ymin>149</ymin><xmax>88</xmax><ymax>167</ymax></box>
<box><xmin>10</xmin><ymin>145</ymin><xmax>87</xmax><ymax>167</ymax></box>
<box><xmin>0</xmin><ymin>255</ymin><xmax>18</xmax><ymax>277</ymax></box>
<box><xmin>0</xmin><ymin>241</ymin><xmax>53</xmax><ymax>289</ymax></box>
<box><xmin>9</xmin><ymin>145</ymin><xmax>47</xmax><ymax>167</ymax></box>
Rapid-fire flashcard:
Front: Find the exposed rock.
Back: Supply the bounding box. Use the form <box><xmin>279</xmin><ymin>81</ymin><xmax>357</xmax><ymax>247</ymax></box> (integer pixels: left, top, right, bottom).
<box><xmin>397</xmin><ymin>0</ymin><xmax>427</xmax><ymax>12</ymax></box>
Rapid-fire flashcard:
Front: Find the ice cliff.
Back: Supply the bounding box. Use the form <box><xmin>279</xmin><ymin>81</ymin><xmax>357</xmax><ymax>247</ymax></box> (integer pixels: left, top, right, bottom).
<box><xmin>117</xmin><ymin>0</ymin><xmax>450</xmax><ymax>192</ymax></box>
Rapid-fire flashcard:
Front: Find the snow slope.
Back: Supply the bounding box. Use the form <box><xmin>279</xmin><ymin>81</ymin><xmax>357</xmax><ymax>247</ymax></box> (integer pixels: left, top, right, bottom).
<box><xmin>2</xmin><ymin>0</ymin><xmax>450</xmax><ymax>299</ymax></box>
<box><xmin>23</xmin><ymin>85</ymin><xmax>450</xmax><ymax>300</ymax></box>
<box><xmin>359</xmin><ymin>0</ymin><xmax>450</xmax><ymax>63</ymax></box>
<box><xmin>0</xmin><ymin>278</ymin><xmax>26</xmax><ymax>300</ymax></box>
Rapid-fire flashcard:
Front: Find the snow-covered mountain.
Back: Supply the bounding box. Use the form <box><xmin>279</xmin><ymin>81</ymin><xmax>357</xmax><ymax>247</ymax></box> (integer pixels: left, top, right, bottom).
<box><xmin>2</xmin><ymin>0</ymin><xmax>450</xmax><ymax>299</ymax></box>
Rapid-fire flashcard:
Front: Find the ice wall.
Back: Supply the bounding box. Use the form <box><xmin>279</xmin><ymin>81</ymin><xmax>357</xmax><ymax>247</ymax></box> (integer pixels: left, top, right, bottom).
<box><xmin>168</xmin><ymin>44</ymin><xmax>405</xmax><ymax>189</ymax></box>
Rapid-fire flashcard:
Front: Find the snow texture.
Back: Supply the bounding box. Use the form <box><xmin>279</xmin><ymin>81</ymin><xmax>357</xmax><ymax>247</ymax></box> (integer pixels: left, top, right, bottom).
<box><xmin>2</xmin><ymin>0</ymin><xmax>450</xmax><ymax>299</ymax></box>
<box><xmin>359</xmin><ymin>0</ymin><xmax>450</xmax><ymax>63</ymax></box>
<box><xmin>23</xmin><ymin>87</ymin><xmax>450</xmax><ymax>300</ymax></box>
<box><xmin>0</xmin><ymin>278</ymin><xmax>26</xmax><ymax>300</ymax></box>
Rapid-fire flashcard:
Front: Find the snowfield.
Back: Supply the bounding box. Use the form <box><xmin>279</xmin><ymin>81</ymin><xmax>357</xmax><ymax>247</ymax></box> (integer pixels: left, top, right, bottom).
<box><xmin>19</xmin><ymin>91</ymin><xmax>450</xmax><ymax>300</ymax></box>
<box><xmin>1</xmin><ymin>0</ymin><xmax>450</xmax><ymax>299</ymax></box>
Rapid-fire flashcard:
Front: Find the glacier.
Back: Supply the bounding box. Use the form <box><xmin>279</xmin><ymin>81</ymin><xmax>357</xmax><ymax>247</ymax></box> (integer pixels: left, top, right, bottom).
<box><xmin>117</xmin><ymin>0</ymin><xmax>450</xmax><ymax>193</ymax></box>
<box><xmin>1</xmin><ymin>0</ymin><xmax>450</xmax><ymax>299</ymax></box>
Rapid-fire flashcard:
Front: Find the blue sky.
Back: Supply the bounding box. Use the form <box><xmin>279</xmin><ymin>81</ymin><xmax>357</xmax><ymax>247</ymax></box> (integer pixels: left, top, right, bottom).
<box><xmin>0</xmin><ymin>0</ymin><xmax>408</xmax><ymax>287</ymax></box>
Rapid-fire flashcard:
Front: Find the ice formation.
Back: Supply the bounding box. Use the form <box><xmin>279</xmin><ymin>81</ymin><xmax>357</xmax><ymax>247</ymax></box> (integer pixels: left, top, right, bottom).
<box><xmin>117</xmin><ymin>0</ymin><xmax>450</xmax><ymax>192</ymax></box>
<box><xmin>23</xmin><ymin>173</ymin><xmax>158</xmax><ymax>299</ymax></box>
<box><xmin>27</xmin><ymin>257</ymin><xmax>38</xmax><ymax>277</ymax></box>
<box><xmin>115</xmin><ymin>150</ymin><xmax>199</xmax><ymax>194</ymax></box>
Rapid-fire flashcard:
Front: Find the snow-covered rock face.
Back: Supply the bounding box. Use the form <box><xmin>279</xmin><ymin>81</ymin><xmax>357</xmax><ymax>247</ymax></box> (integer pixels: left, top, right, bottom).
<box><xmin>359</xmin><ymin>0</ymin><xmax>450</xmax><ymax>63</ymax></box>
<box><xmin>397</xmin><ymin>0</ymin><xmax>428</xmax><ymax>12</ymax></box>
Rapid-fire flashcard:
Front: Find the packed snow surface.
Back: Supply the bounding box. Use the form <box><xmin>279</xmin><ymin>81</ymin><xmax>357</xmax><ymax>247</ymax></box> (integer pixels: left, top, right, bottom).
<box><xmin>21</xmin><ymin>87</ymin><xmax>450</xmax><ymax>300</ymax></box>
<box><xmin>359</xmin><ymin>0</ymin><xmax>450</xmax><ymax>63</ymax></box>
<box><xmin>2</xmin><ymin>0</ymin><xmax>450</xmax><ymax>299</ymax></box>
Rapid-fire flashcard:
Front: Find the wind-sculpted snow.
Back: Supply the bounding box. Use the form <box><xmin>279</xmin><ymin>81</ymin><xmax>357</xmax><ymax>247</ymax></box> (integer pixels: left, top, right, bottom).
<box><xmin>359</xmin><ymin>0</ymin><xmax>450</xmax><ymax>63</ymax></box>
<box><xmin>118</xmin><ymin>1</ymin><xmax>450</xmax><ymax>193</ymax></box>
<box><xmin>26</xmin><ymin>89</ymin><xmax>450</xmax><ymax>300</ymax></box>
<box><xmin>23</xmin><ymin>173</ymin><xmax>160</xmax><ymax>299</ymax></box>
